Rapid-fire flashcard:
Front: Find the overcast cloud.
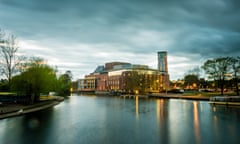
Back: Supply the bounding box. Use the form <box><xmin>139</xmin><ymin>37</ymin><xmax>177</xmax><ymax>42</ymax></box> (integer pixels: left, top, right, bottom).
<box><xmin>0</xmin><ymin>0</ymin><xmax>240</xmax><ymax>80</ymax></box>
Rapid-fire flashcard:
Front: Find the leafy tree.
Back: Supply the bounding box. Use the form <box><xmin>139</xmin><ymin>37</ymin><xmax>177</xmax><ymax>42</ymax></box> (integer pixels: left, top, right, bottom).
<box><xmin>184</xmin><ymin>74</ymin><xmax>199</xmax><ymax>89</ymax></box>
<box><xmin>0</xmin><ymin>79</ymin><xmax>8</xmax><ymax>91</ymax></box>
<box><xmin>202</xmin><ymin>57</ymin><xmax>232</xmax><ymax>95</ymax></box>
<box><xmin>124</xmin><ymin>71</ymin><xmax>142</xmax><ymax>94</ymax></box>
<box><xmin>57</xmin><ymin>70</ymin><xmax>72</xmax><ymax>96</ymax></box>
<box><xmin>11</xmin><ymin>57</ymin><xmax>58</xmax><ymax>103</ymax></box>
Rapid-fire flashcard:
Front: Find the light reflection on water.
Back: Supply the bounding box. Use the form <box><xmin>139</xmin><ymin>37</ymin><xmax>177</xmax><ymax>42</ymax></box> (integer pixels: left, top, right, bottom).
<box><xmin>0</xmin><ymin>96</ymin><xmax>240</xmax><ymax>144</ymax></box>
<box><xmin>193</xmin><ymin>101</ymin><xmax>200</xmax><ymax>144</ymax></box>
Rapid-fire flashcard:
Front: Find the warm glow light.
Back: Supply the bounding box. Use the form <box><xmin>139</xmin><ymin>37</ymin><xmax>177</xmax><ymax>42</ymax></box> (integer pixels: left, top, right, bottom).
<box><xmin>135</xmin><ymin>96</ymin><xmax>139</xmax><ymax>119</ymax></box>
<box><xmin>135</xmin><ymin>90</ymin><xmax>139</xmax><ymax>95</ymax></box>
<box><xmin>193</xmin><ymin>101</ymin><xmax>201</xmax><ymax>144</ymax></box>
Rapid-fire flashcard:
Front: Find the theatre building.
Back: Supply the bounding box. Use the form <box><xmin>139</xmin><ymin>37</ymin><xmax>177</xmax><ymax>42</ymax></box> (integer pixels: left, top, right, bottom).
<box><xmin>77</xmin><ymin>52</ymin><xmax>169</xmax><ymax>94</ymax></box>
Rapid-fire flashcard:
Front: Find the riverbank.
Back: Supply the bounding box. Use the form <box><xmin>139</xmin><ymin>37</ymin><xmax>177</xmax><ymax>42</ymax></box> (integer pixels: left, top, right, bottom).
<box><xmin>209</xmin><ymin>101</ymin><xmax>240</xmax><ymax>106</ymax></box>
<box><xmin>149</xmin><ymin>94</ymin><xmax>240</xmax><ymax>107</ymax></box>
<box><xmin>118</xmin><ymin>93</ymin><xmax>210</xmax><ymax>100</ymax></box>
<box><xmin>0</xmin><ymin>96</ymin><xmax>64</xmax><ymax>120</ymax></box>
<box><xmin>149</xmin><ymin>93</ymin><xmax>210</xmax><ymax>100</ymax></box>
<box><xmin>209</xmin><ymin>96</ymin><xmax>240</xmax><ymax>107</ymax></box>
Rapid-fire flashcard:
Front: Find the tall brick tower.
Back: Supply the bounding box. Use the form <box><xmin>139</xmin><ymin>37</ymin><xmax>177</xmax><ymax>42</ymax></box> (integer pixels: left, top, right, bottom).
<box><xmin>157</xmin><ymin>51</ymin><xmax>168</xmax><ymax>73</ymax></box>
<box><xmin>157</xmin><ymin>51</ymin><xmax>169</xmax><ymax>91</ymax></box>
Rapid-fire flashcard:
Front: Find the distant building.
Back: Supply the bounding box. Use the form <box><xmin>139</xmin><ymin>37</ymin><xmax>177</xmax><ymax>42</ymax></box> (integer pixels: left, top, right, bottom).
<box><xmin>77</xmin><ymin>52</ymin><xmax>170</xmax><ymax>94</ymax></box>
<box><xmin>78</xmin><ymin>77</ymin><xmax>97</xmax><ymax>92</ymax></box>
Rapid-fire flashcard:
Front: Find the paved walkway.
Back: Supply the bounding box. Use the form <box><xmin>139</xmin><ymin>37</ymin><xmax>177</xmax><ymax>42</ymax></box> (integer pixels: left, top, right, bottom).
<box><xmin>0</xmin><ymin>96</ymin><xmax>64</xmax><ymax>120</ymax></box>
<box><xmin>149</xmin><ymin>93</ymin><xmax>210</xmax><ymax>100</ymax></box>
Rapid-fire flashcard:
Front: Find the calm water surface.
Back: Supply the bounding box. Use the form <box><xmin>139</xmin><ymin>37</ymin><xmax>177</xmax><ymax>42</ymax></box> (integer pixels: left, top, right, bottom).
<box><xmin>0</xmin><ymin>95</ymin><xmax>240</xmax><ymax>144</ymax></box>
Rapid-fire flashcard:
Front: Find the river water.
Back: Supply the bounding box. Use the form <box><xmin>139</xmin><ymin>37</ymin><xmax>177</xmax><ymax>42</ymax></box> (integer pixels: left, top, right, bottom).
<box><xmin>0</xmin><ymin>95</ymin><xmax>240</xmax><ymax>144</ymax></box>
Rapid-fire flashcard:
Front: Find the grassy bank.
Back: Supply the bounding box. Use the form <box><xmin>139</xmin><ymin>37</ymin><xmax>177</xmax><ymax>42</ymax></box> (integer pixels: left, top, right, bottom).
<box><xmin>183</xmin><ymin>91</ymin><xmax>238</xmax><ymax>97</ymax></box>
<box><xmin>0</xmin><ymin>92</ymin><xmax>16</xmax><ymax>95</ymax></box>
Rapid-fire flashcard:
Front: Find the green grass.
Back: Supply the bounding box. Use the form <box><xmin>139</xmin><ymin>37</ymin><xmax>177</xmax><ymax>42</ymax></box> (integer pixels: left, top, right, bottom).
<box><xmin>0</xmin><ymin>92</ymin><xmax>16</xmax><ymax>95</ymax></box>
<box><xmin>183</xmin><ymin>91</ymin><xmax>237</xmax><ymax>97</ymax></box>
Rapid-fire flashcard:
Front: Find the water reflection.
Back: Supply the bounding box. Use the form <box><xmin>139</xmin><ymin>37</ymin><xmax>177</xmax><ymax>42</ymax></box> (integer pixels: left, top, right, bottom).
<box><xmin>156</xmin><ymin>99</ymin><xmax>169</xmax><ymax>143</ymax></box>
<box><xmin>135</xmin><ymin>96</ymin><xmax>139</xmax><ymax>120</ymax></box>
<box><xmin>193</xmin><ymin>101</ymin><xmax>200</xmax><ymax>144</ymax></box>
<box><xmin>20</xmin><ymin>109</ymin><xmax>55</xmax><ymax>144</ymax></box>
<box><xmin>210</xmin><ymin>105</ymin><xmax>240</xmax><ymax>144</ymax></box>
<box><xmin>1</xmin><ymin>96</ymin><xmax>240</xmax><ymax>144</ymax></box>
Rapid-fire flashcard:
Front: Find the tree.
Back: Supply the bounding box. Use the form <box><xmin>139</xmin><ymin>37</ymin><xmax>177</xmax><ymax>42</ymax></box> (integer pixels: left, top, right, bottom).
<box><xmin>184</xmin><ymin>67</ymin><xmax>202</xmax><ymax>89</ymax></box>
<box><xmin>229</xmin><ymin>57</ymin><xmax>240</xmax><ymax>95</ymax></box>
<box><xmin>184</xmin><ymin>74</ymin><xmax>199</xmax><ymax>89</ymax></box>
<box><xmin>202</xmin><ymin>57</ymin><xmax>232</xmax><ymax>95</ymax></box>
<box><xmin>0</xmin><ymin>28</ymin><xmax>5</xmax><ymax>44</ymax></box>
<box><xmin>0</xmin><ymin>79</ymin><xmax>8</xmax><ymax>91</ymax></box>
<box><xmin>125</xmin><ymin>71</ymin><xmax>140</xmax><ymax>94</ymax></box>
<box><xmin>11</xmin><ymin>57</ymin><xmax>58</xmax><ymax>103</ymax></box>
<box><xmin>0</xmin><ymin>30</ymin><xmax>23</xmax><ymax>88</ymax></box>
<box><xmin>57</xmin><ymin>70</ymin><xmax>73</xmax><ymax>96</ymax></box>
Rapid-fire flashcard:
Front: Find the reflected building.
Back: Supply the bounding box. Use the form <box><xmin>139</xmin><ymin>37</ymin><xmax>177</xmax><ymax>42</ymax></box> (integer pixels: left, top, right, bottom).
<box><xmin>77</xmin><ymin>52</ymin><xmax>170</xmax><ymax>94</ymax></box>
<box><xmin>156</xmin><ymin>99</ymin><xmax>170</xmax><ymax>143</ymax></box>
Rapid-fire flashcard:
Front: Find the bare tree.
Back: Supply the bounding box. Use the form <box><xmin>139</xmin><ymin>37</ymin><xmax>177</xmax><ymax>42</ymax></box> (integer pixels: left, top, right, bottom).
<box><xmin>0</xmin><ymin>30</ymin><xmax>21</xmax><ymax>87</ymax></box>
<box><xmin>202</xmin><ymin>57</ymin><xmax>232</xmax><ymax>95</ymax></box>
<box><xmin>229</xmin><ymin>57</ymin><xmax>240</xmax><ymax>96</ymax></box>
<box><xmin>0</xmin><ymin>29</ymin><xmax>6</xmax><ymax>78</ymax></box>
<box><xmin>0</xmin><ymin>29</ymin><xmax>4</xmax><ymax>41</ymax></box>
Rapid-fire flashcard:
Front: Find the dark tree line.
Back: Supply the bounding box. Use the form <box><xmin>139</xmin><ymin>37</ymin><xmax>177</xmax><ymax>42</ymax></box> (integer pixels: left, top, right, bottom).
<box><xmin>202</xmin><ymin>57</ymin><xmax>240</xmax><ymax>96</ymax></box>
<box><xmin>177</xmin><ymin>57</ymin><xmax>239</xmax><ymax>96</ymax></box>
<box><xmin>184</xmin><ymin>57</ymin><xmax>240</xmax><ymax>96</ymax></box>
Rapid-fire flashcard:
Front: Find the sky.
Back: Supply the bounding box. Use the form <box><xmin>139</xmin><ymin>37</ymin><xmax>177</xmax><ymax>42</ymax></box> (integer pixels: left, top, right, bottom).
<box><xmin>0</xmin><ymin>0</ymin><xmax>240</xmax><ymax>80</ymax></box>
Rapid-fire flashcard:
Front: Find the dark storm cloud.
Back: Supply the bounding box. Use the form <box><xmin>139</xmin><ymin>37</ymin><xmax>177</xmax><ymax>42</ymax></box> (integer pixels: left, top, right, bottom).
<box><xmin>0</xmin><ymin>0</ymin><xmax>240</xmax><ymax>79</ymax></box>
<box><xmin>171</xmin><ymin>27</ymin><xmax>240</xmax><ymax>58</ymax></box>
